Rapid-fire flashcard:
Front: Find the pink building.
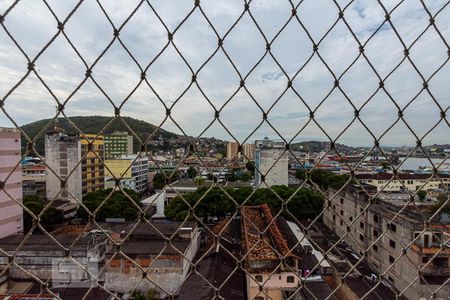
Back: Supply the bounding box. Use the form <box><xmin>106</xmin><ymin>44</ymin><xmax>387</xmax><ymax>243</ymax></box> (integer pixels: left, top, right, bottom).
<box><xmin>0</xmin><ymin>128</ymin><xmax>23</xmax><ymax>238</ymax></box>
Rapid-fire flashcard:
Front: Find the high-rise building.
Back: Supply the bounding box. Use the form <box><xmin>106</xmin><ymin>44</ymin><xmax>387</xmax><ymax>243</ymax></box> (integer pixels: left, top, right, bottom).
<box><xmin>0</xmin><ymin>128</ymin><xmax>23</xmax><ymax>238</ymax></box>
<box><xmin>243</xmin><ymin>143</ymin><xmax>255</xmax><ymax>161</ymax></box>
<box><xmin>104</xmin><ymin>131</ymin><xmax>133</xmax><ymax>159</ymax></box>
<box><xmin>226</xmin><ymin>141</ymin><xmax>240</xmax><ymax>160</ymax></box>
<box><xmin>254</xmin><ymin>138</ymin><xmax>288</xmax><ymax>187</ymax></box>
<box><xmin>80</xmin><ymin>134</ymin><xmax>105</xmax><ymax>196</ymax></box>
<box><xmin>104</xmin><ymin>154</ymin><xmax>149</xmax><ymax>194</ymax></box>
<box><xmin>45</xmin><ymin>131</ymin><xmax>82</xmax><ymax>203</ymax></box>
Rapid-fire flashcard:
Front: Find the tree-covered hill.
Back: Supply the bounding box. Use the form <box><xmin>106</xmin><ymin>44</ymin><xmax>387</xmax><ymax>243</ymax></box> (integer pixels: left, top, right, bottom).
<box><xmin>20</xmin><ymin>116</ymin><xmax>180</xmax><ymax>155</ymax></box>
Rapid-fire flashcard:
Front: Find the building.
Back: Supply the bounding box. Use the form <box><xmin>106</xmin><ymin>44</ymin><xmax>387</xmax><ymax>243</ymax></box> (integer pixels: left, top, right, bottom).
<box><xmin>243</xmin><ymin>143</ymin><xmax>255</xmax><ymax>161</ymax></box>
<box><xmin>0</xmin><ymin>128</ymin><xmax>23</xmax><ymax>238</ymax></box>
<box><xmin>103</xmin><ymin>221</ymin><xmax>200</xmax><ymax>297</ymax></box>
<box><xmin>80</xmin><ymin>134</ymin><xmax>105</xmax><ymax>196</ymax></box>
<box><xmin>104</xmin><ymin>131</ymin><xmax>133</xmax><ymax>159</ymax></box>
<box><xmin>241</xmin><ymin>204</ymin><xmax>334</xmax><ymax>300</ymax></box>
<box><xmin>0</xmin><ymin>226</ymin><xmax>108</xmax><ymax>281</ymax></box>
<box><xmin>226</xmin><ymin>141</ymin><xmax>240</xmax><ymax>160</ymax></box>
<box><xmin>104</xmin><ymin>154</ymin><xmax>149</xmax><ymax>194</ymax></box>
<box><xmin>323</xmin><ymin>184</ymin><xmax>450</xmax><ymax>300</ymax></box>
<box><xmin>21</xmin><ymin>165</ymin><xmax>46</xmax><ymax>197</ymax></box>
<box><xmin>45</xmin><ymin>131</ymin><xmax>82</xmax><ymax>203</ymax></box>
<box><xmin>254</xmin><ymin>138</ymin><xmax>288</xmax><ymax>187</ymax></box>
<box><xmin>355</xmin><ymin>173</ymin><xmax>450</xmax><ymax>192</ymax></box>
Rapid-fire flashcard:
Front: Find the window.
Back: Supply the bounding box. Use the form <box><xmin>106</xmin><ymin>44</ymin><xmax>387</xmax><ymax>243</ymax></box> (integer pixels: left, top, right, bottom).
<box><xmin>373</xmin><ymin>215</ymin><xmax>379</xmax><ymax>223</ymax></box>
<box><xmin>360</xmin><ymin>222</ymin><xmax>364</xmax><ymax>229</ymax></box>
<box><xmin>255</xmin><ymin>297</ymin><xmax>264</xmax><ymax>300</ymax></box>
<box><xmin>373</xmin><ymin>229</ymin><xmax>379</xmax><ymax>238</ymax></box>
<box><xmin>373</xmin><ymin>244</ymin><xmax>378</xmax><ymax>252</ymax></box>
<box><xmin>388</xmin><ymin>276</ymin><xmax>395</xmax><ymax>284</ymax></box>
<box><xmin>287</xmin><ymin>276</ymin><xmax>295</xmax><ymax>283</ymax></box>
<box><xmin>340</xmin><ymin>209</ymin><xmax>343</xmax><ymax>216</ymax></box>
<box><xmin>389</xmin><ymin>256</ymin><xmax>395</xmax><ymax>264</ymax></box>
<box><xmin>389</xmin><ymin>239</ymin><xmax>396</xmax><ymax>249</ymax></box>
<box><xmin>340</xmin><ymin>220</ymin><xmax>343</xmax><ymax>226</ymax></box>
<box><xmin>388</xmin><ymin>223</ymin><xmax>397</xmax><ymax>232</ymax></box>
<box><xmin>359</xmin><ymin>234</ymin><xmax>364</xmax><ymax>241</ymax></box>
<box><xmin>422</xmin><ymin>256</ymin><xmax>429</xmax><ymax>264</ymax></box>
<box><xmin>340</xmin><ymin>198</ymin><xmax>344</xmax><ymax>204</ymax></box>
<box><xmin>255</xmin><ymin>275</ymin><xmax>263</xmax><ymax>283</ymax></box>
<box><xmin>349</xmin><ymin>216</ymin><xmax>353</xmax><ymax>222</ymax></box>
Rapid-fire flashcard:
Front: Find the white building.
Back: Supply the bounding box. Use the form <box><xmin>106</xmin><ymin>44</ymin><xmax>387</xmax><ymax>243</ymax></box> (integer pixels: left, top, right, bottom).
<box><xmin>0</xmin><ymin>128</ymin><xmax>23</xmax><ymax>238</ymax></box>
<box><xmin>254</xmin><ymin>138</ymin><xmax>288</xmax><ymax>187</ymax></box>
<box><xmin>45</xmin><ymin>131</ymin><xmax>82</xmax><ymax>203</ymax></box>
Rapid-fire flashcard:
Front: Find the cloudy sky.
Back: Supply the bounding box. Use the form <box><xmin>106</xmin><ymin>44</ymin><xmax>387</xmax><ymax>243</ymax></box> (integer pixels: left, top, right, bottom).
<box><xmin>0</xmin><ymin>0</ymin><xmax>449</xmax><ymax>147</ymax></box>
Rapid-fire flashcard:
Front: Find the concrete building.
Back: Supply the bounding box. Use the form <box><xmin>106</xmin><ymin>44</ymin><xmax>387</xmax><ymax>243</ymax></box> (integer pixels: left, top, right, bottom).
<box><xmin>104</xmin><ymin>131</ymin><xmax>133</xmax><ymax>159</ymax></box>
<box><xmin>0</xmin><ymin>226</ymin><xmax>108</xmax><ymax>281</ymax></box>
<box><xmin>0</xmin><ymin>128</ymin><xmax>23</xmax><ymax>238</ymax></box>
<box><xmin>226</xmin><ymin>141</ymin><xmax>240</xmax><ymax>160</ymax></box>
<box><xmin>80</xmin><ymin>134</ymin><xmax>104</xmax><ymax>196</ymax></box>
<box><xmin>323</xmin><ymin>184</ymin><xmax>450</xmax><ymax>300</ymax></box>
<box><xmin>243</xmin><ymin>143</ymin><xmax>255</xmax><ymax>161</ymax></box>
<box><xmin>104</xmin><ymin>154</ymin><xmax>149</xmax><ymax>194</ymax></box>
<box><xmin>355</xmin><ymin>173</ymin><xmax>450</xmax><ymax>192</ymax></box>
<box><xmin>21</xmin><ymin>165</ymin><xmax>46</xmax><ymax>197</ymax></box>
<box><xmin>254</xmin><ymin>138</ymin><xmax>288</xmax><ymax>187</ymax></box>
<box><xmin>103</xmin><ymin>221</ymin><xmax>200</xmax><ymax>297</ymax></box>
<box><xmin>45</xmin><ymin>131</ymin><xmax>82</xmax><ymax>203</ymax></box>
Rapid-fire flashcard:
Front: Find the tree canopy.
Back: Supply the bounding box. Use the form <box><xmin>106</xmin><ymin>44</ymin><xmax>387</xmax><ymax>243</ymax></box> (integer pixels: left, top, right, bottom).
<box><xmin>152</xmin><ymin>171</ymin><xmax>180</xmax><ymax>190</ymax></box>
<box><xmin>164</xmin><ymin>185</ymin><xmax>324</xmax><ymax>222</ymax></box>
<box><xmin>23</xmin><ymin>195</ymin><xmax>65</xmax><ymax>233</ymax></box>
<box><xmin>76</xmin><ymin>188</ymin><xmax>141</xmax><ymax>221</ymax></box>
<box><xmin>295</xmin><ymin>169</ymin><xmax>350</xmax><ymax>190</ymax></box>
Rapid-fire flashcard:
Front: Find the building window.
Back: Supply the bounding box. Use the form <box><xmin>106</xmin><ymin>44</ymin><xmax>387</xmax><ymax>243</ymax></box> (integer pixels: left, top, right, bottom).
<box><xmin>255</xmin><ymin>275</ymin><xmax>263</xmax><ymax>283</ymax></box>
<box><xmin>373</xmin><ymin>229</ymin><xmax>379</xmax><ymax>238</ymax></box>
<box><xmin>255</xmin><ymin>297</ymin><xmax>264</xmax><ymax>300</ymax></box>
<box><xmin>389</xmin><ymin>256</ymin><xmax>395</xmax><ymax>264</ymax></box>
<box><xmin>373</xmin><ymin>244</ymin><xmax>378</xmax><ymax>252</ymax></box>
<box><xmin>287</xmin><ymin>276</ymin><xmax>295</xmax><ymax>283</ymax></box>
<box><xmin>388</xmin><ymin>276</ymin><xmax>395</xmax><ymax>284</ymax></box>
<box><xmin>373</xmin><ymin>215</ymin><xmax>379</xmax><ymax>223</ymax></box>
<box><xmin>340</xmin><ymin>209</ymin><xmax>343</xmax><ymax>216</ymax></box>
<box><xmin>389</xmin><ymin>223</ymin><xmax>397</xmax><ymax>232</ymax></box>
<box><xmin>389</xmin><ymin>239</ymin><xmax>396</xmax><ymax>249</ymax></box>
<box><xmin>422</xmin><ymin>256</ymin><xmax>429</xmax><ymax>264</ymax></box>
<box><xmin>360</xmin><ymin>222</ymin><xmax>364</xmax><ymax>229</ymax></box>
<box><xmin>340</xmin><ymin>198</ymin><xmax>344</xmax><ymax>204</ymax></box>
<box><xmin>359</xmin><ymin>234</ymin><xmax>364</xmax><ymax>241</ymax></box>
<box><xmin>349</xmin><ymin>216</ymin><xmax>353</xmax><ymax>222</ymax></box>
<box><xmin>340</xmin><ymin>220</ymin><xmax>343</xmax><ymax>226</ymax></box>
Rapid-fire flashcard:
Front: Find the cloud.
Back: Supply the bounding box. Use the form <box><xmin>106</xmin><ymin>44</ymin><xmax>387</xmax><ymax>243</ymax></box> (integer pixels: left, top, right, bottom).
<box><xmin>0</xmin><ymin>0</ymin><xmax>449</xmax><ymax>147</ymax></box>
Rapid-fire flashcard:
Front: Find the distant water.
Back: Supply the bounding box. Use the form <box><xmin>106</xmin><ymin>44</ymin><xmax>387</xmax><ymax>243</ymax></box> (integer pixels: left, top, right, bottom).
<box><xmin>398</xmin><ymin>157</ymin><xmax>448</xmax><ymax>170</ymax></box>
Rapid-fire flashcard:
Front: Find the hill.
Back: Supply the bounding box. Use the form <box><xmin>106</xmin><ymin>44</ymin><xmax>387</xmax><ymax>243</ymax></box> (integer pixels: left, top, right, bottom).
<box><xmin>20</xmin><ymin>116</ymin><xmax>180</xmax><ymax>156</ymax></box>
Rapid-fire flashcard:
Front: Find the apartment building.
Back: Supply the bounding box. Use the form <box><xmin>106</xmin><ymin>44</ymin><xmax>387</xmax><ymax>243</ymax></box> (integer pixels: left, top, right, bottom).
<box><xmin>22</xmin><ymin>165</ymin><xmax>46</xmax><ymax>197</ymax></box>
<box><xmin>104</xmin><ymin>154</ymin><xmax>149</xmax><ymax>193</ymax></box>
<box><xmin>323</xmin><ymin>184</ymin><xmax>450</xmax><ymax>300</ymax></box>
<box><xmin>80</xmin><ymin>134</ymin><xmax>104</xmax><ymax>195</ymax></box>
<box><xmin>254</xmin><ymin>138</ymin><xmax>288</xmax><ymax>187</ymax></box>
<box><xmin>104</xmin><ymin>131</ymin><xmax>133</xmax><ymax>159</ymax></box>
<box><xmin>244</xmin><ymin>143</ymin><xmax>255</xmax><ymax>161</ymax></box>
<box><xmin>226</xmin><ymin>141</ymin><xmax>240</xmax><ymax>160</ymax></box>
<box><xmin>45</xmin><ymin>131</ymin><xmax>82</xmax><ymax>203</ymax></box>
<box><xmin>0</xmin><ymin>128</ymin><xmax>23</xmax><ymax>238</ymax></box>
<box><xmin>355</xmin><ymin>173</ymin><xmax>450</xmax><ymax>192</ymax></box>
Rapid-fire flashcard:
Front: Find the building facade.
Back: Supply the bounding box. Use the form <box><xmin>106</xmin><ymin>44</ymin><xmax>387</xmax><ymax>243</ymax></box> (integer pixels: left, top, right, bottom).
<box><xmin>243</xmin><ymin>143</ymin><xmax>255</xmax><ymax>161</ymax></box>
<box><xmin>104</xmin><ymin>154</ymin><xmax>149</xmax><ymax>194</ymax></box>
<box><xmin>45</xmin><ymin>131</ymin><xmax>82</xmax><ymax>203</ymax></box>
<box><xmin>0</xmin><ymin>128</ymin><xmax>23</xmax><ymax>238</ymax></box>
<box><xmin>254</xmin><ymin>138</ymin><xmax>288</xmax><ymax>187</ymax></box>
<box><xmin>22</xmin><ymin>165</ymin><xmax>46</xmax><ymax>197</ymax></box>
<box><xmin>104</xmin><ymin>131</ymin><xmax>133</xmax><ymax>159</ymax></box>
<box><xmin>355</xmin><ymin>173</ymin><xmax>450</xmax><ymax>192</ymax></box>
<box><xmin>80</xmin><ymin>134</ymin><xmax>104</xmax><ymax>196</ymax></box>
<box><xmin>226</xmin><ymin>141</ymin><xmax>240</xmax><ymax>160</ymax></box>
<box><xmin>323</xmin><ymin>184</ymin><xmax>450</xmax><ymax>300</ymax></box>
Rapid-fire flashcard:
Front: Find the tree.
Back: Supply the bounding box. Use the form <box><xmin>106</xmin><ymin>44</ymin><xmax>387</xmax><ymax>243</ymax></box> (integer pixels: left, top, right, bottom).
<box><xmin>186</xmin><ymin>167</ymin><xmax>197</xmax><ymax>179</ymax></box>
<box><xmin>245</xmin><ymin>161</ymin><xmax>255</xmax><ymax>174</ymax></box>
<box><xmin>76</xmin><ymin>188</ymin><xmax>141</xmax><ymax>222</ymax></box>
<box><xmin>417</xmin><ymin>190</ymin><xmax>427</xmax><ymax>201</ymax></box>
<box><xmin>23</xmin><ymin>195</ymin><xmax>65</xmax><ymax>233</ymax></box>
<box><xmin>296</xmin><ymin>169</ymin><xmax>349</xmax><ymax>190</ymax></box>
<box><xmin>430</xmin><ymin>194</ymin><xmax>450</xmax><ymax>216</ymax></box>
<box><xmin>131</xmin><ymin>289</ymin><xmax>159</xmax><ymax>300</ymax></box>
<box><xmin>153</xmin><ymin>171</ymin><xmax>179</xmax><ymax>189</ymax></box>
<box><xmin>194</xmin><ymin>175</ymin><xmax>205</xmax><ymax>187</ymax></box>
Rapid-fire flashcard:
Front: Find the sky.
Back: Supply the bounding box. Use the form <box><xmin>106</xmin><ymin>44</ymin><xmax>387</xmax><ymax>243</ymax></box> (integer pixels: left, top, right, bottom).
<box><xmin>0</xmin><ymin>0</ymin><xmax>449</xmax><ymax>147</ymax></box>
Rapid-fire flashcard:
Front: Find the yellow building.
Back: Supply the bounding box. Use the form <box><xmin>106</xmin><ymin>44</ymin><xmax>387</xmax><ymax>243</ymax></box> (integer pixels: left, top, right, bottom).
<box><xmin>104</xmin><ymin>159</ymin><xmax>133</xmax><ymax>179</ymax></box>
<box><xmin>80</xmin><ymin>134</ymin><xmax>105</xmax><ymax>195</ymax></box>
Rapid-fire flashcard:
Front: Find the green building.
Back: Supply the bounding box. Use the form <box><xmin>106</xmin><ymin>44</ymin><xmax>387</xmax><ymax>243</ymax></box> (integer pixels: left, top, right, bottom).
<box><xmin>104</xmin><ymin>131</ymin><xmax>133</xmax><ymax>159</ymax></box>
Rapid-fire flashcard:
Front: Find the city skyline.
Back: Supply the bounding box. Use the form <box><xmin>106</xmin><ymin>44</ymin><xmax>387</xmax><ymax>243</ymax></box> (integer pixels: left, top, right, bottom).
<box><xmin>0</xmin><ymin>0</ymin><xmax>448</xmax><ymax>147</ymax></box>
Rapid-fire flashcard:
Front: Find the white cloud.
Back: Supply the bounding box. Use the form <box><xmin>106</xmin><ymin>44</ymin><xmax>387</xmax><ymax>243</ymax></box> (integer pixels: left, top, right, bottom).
<box><xmin>0</xmin><ymin>0</ymin><xmax>449</xmax><ymax>147</ymax></box>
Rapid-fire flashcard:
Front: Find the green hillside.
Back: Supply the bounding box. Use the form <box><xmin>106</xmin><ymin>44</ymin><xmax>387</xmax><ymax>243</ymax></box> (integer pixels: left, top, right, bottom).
<box><xmin>20</xmin><ymin>116</ymin><xmax>180</xmax><ymax>156</ymax></box>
